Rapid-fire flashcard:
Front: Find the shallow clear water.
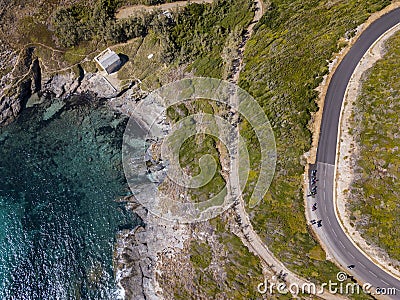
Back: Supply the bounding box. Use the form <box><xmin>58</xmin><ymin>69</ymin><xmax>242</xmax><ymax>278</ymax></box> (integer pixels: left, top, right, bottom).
<box><xmin>0</xmin><ymin>94</ymin><xmax>140</xmax><ymax>299</ymax></box>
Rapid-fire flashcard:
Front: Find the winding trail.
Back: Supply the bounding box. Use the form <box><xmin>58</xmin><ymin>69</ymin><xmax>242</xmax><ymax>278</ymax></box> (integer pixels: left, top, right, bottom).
<box><xmin>227</xmin><ymin>1</ymin><xmax>344</xmax><ymax>299</ymax></box>
<box><xmin>229</xmin><ymin>0</ymin><xmax>263</xmax><ymax>84</ymax></box>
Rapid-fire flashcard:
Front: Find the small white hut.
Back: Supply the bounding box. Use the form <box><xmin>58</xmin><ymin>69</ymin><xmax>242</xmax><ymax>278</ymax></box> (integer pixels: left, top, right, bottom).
<box><xmin>94</xmin><ymin>48</ymin><xmax>121</xmax><ymax>74</ymax></box>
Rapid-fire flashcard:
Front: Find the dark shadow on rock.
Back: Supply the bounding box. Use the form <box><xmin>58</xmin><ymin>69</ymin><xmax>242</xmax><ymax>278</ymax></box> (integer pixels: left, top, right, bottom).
<box><xmin>112</xmin><ymin>54</ymin><xmax>129</xmax><ymax>73</ymax></box>
<box><xmin>77</xmin><ymin>64</ymin><xmax>85</xmax><ymax>82</ymax></box>
<box><xmin>118</xmin><ymin>53</ymin><xmax>129</xmax><ymax>65</ymax></box>
<box><xmin>31</xmin><ymin>58</ymin><xmax>41</xmax><ymax>93</ymax></box>
<box><xmin>19</xmin><ymin>78</ymin><xmax>32</xmax><ymax>109</ymax></box>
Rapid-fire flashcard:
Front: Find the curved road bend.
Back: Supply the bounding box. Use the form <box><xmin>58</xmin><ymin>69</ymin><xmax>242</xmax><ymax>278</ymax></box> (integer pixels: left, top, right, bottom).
<box><xmin>312</xmin><ymin>7</ymin><xmax>400</xmax><ymax>298</ymax></box>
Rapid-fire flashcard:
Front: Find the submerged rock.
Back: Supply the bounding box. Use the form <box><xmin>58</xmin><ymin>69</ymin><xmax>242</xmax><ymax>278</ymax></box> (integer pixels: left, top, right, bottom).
<box><xmin>42</xmin><ymin>99</ymin><xmax>65</xmax><ymax>121</ymax></box>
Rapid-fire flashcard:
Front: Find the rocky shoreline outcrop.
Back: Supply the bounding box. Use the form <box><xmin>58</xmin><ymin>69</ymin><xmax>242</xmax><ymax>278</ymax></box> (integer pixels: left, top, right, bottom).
<box><xmin>0</xmin><ymin>45</ymin><xmax>184</xmax><ymax>299</ymax></box>
<box><xmin>114</xmin><ymin>198</ymin><xmax>192</xmax><ymax>300</ymax></box>
<box><xmin>0</xmin><ymin>47</ymin><xmax>40</xmax><ymax>126</ymax></box>
<box><xmin>0</xmin><ymin>45</ymin><xmax>128</xmax><ymax>127</ymax></box>
<box><xmin>1</xmin><ymin>44</ymin><xmax>269</xmax><ymax>300</ymax></box>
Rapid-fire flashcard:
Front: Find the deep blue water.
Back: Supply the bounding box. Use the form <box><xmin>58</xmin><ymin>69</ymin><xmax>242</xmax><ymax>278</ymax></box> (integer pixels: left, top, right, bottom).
<box><xmin>0</xmin><ymin>94</ymin><xmax>141</xmax><ymax>299</ymax></box>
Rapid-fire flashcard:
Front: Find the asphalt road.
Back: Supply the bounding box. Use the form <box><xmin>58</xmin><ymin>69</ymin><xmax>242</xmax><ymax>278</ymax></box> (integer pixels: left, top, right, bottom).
<box><xmin>317</xmin><ymin>8</ymin><xmax>400</xmax><ymax>164</ymax></box>
<box><xmin>312</xmin><ymin>7</ymin><xmax>400</xmax><ymax>299</ymax></box>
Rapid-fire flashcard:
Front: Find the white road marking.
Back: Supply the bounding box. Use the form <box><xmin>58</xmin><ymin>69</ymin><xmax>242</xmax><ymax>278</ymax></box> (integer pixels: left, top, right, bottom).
<box><xmin>382</xmin><ymin>280</ymin><xmax>389</xmax><ymax>285</ymax></box>
<box><xmin>332</xmin><ymin>229</ymin><xmax>338</xmax><ymax>238</ymax></box>
<box><xmin>359</xmin><ymin>262</ymin><xmax>366</xmax><ymax>268</ymax></box>
<box><xmin>339</xmin><ymin>240</ymin><xmax>345</xmax><ymax>248</ymax></box>
<box><xmin>348</xmin><ymin>252</ymin><xmax>355</xmax><ymax>259</ymax></box>
<box><xmin>368</xmin><ymin>270</ymin><xmax>378</xmax><ymax>278</ymax></box>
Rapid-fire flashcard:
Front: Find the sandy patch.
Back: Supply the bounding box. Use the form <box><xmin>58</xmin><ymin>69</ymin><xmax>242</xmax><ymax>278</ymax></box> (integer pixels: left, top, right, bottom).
<box><xmin>116</xmin><ymin>0</ymin><xmax>214</xmax><ymax>19</ymax></box>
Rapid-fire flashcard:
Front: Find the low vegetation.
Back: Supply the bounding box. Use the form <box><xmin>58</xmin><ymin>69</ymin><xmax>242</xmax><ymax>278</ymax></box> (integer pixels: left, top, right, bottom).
<box><xmin>120</xmin><ymin>0</ymin><xmax>178</xmax><ymax>5</ymax></box>
<box><xmin>2</xmin><ymin>0</ymin><xmax>394</xmax><ymax>297</ymax></box>
<box><xmin>238</xmin><ymin>0</ymin><xmax>391</xmax><ymax>285</ymax></box>
<box><xmin>52</xmin><ymin>0</ymin><xmax>153</xmax><ymax>47</ymax></box>
<box><xmin>143</xmin><ymin>0</ymin><xmax>390</xmax><ymax>296</ymax></box>
<box><xmin>165</xmin><ymin>0</ymin><xmax>254</xmax><ymax>77</ymax></box>
<box><xmin>190</xmin><ymin>241</ymin><xmax>212</xmax><ymax>269</ymax></box>
<box><xmin>169</xmin><ymin>218</ymin><xmax>267</xmax><ymax>299</ymax></box>
<box><xmin>349</xmin><ymin>31</ymin><xmax>400</xmax><ymax>261</ymax></box>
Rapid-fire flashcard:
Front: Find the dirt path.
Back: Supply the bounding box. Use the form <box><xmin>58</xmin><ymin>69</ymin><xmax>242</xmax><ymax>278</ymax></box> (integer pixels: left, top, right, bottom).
<box><xmin>225</xmin><ymin>1</ymin><xmax>345</xmax><ymax>298</ymax></box>
<box><xmin>230</xmin><ymin>0</ymin><xmax>263</xmax><ymax>84</ymax></box>
<box><xmin>233</xmin><ymin>201</ymin><xmax>346</xmax><ymax>299</ymax></box>
<box><xmin>116</xmin><ymin>0</ymin><xmax>214</xmax><ymax>19</ymax></box>
<box><xmin>2</xmin><ymin>2</ymin><xmax>350</xmax><ymax>297</ymax></box>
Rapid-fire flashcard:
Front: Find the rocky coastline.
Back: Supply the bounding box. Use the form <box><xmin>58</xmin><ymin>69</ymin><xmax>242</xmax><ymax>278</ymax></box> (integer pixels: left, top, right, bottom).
<box><xmin>0</xmin><ymin>42</ymin><xmax>196</xmax><ymax>299</ymax></box>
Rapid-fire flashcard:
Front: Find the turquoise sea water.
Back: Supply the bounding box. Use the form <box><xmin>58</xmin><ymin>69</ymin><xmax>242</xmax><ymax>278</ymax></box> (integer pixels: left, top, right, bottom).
<box><xmin>0</xmin><ymin>94</ymin><xmax>141</xmax><ymax>299</ymax></box>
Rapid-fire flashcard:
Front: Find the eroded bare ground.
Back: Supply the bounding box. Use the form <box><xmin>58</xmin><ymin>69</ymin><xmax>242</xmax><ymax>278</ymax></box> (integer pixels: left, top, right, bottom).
<box><xmin>336</xmin><ymin>23</ymin><xmax>400</xmax><ymax>279</ymax></box>
<box><xmin>228</xmin><ymin>0</ymin><xmax>264</xmax><ymax>84</ymax></box>
<box><xmin>115</xmin><ymin>202</ymin><xmax>276</xmax><ymax>299</ymax></box>
<box><xmin>116</xmin><ymin>0</ymin><xmax>214</xmax><ymax>19</ymax></box>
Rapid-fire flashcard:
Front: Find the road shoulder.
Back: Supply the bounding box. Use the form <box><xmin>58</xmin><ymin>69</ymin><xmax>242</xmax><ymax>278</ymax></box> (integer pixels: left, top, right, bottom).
<box><xmin>335</xmin><ymin>22</ymin><xmax>400</xmax><ymax>280</ymax></box>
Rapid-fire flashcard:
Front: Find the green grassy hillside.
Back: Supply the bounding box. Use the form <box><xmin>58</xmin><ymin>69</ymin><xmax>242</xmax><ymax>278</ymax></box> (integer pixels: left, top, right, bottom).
<box><xmin>349</xmin><ymin>30</ymin><xmax>400</xmax><ymax>262</ymax></box>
